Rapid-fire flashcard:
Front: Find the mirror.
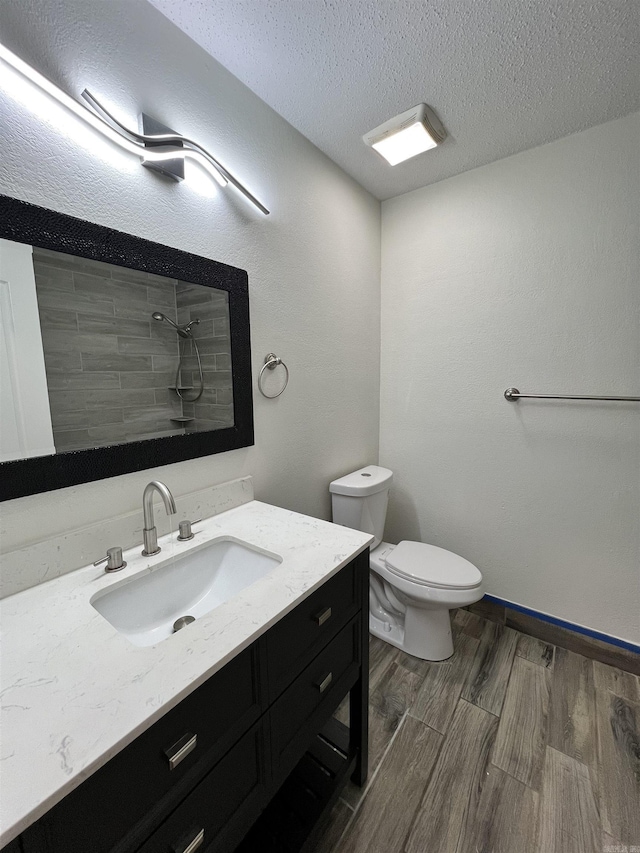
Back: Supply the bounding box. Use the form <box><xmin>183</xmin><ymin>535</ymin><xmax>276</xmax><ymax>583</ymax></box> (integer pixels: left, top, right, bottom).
<box><xmin>0</xmin><ymin>195</ymin><xmax>253</xmax><ymax>501</ymax></box>
<box><xmin>1</xmin><ymin>241</ymin><xmax>233</xmax><ymax>457</ymax></box>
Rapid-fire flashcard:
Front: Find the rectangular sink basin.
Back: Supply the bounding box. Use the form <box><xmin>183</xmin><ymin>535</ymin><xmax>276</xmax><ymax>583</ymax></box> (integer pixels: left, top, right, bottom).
<box><xmin>91</xmin><ymin>537</ymin><xmax>282</xmax><ymax>647</ymax></box>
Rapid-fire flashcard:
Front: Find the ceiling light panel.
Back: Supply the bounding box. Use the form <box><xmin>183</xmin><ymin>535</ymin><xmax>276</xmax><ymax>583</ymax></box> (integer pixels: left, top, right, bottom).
<box><xmin>363</xmin><ymin>104</ymin><xmax>446</xmax><ymax>166</ymax></box>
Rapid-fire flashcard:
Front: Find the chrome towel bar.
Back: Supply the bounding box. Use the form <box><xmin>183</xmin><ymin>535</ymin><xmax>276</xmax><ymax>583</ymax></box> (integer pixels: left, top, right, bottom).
<box><xmin>504</xmin><ymin>387</ymin><xmax>640</xmax><ymax>402</ymax></box>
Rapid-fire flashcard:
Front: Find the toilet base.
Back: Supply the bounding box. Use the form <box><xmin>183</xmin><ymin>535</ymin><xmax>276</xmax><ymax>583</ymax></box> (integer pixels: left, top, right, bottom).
<box><xmin>369</xmin><ymin>612</ymin><xmax>405</xmax><ymax>651</ymax></box>
<box><xmin>369</xmin><ymin>606</ymin><xmax>454</xmax><ymax>662</ymax></box>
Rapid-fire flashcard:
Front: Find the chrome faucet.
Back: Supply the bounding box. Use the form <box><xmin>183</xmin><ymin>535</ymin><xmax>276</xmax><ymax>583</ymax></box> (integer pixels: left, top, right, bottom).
<box><xmin>142</xmin><ymin>481</ymin><xmax>177</xmax><ymax>556</ymax></box>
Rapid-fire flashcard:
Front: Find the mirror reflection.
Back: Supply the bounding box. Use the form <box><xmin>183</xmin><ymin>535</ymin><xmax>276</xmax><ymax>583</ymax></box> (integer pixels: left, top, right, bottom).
<box><xmin>0</xmin><ymin>240</ymin><xmax>233</xmax><ymax>461</ymax></box>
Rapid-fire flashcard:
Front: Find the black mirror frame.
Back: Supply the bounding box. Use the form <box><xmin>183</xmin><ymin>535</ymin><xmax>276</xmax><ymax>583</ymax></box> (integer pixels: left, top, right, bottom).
<box><xmin>0</xmin><ymin>194</ymin><xmax>254</xmax><ymax>501</ymax></box>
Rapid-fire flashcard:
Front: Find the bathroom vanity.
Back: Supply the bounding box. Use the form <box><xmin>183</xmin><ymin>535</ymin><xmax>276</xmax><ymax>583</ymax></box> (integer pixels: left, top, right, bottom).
<box><xmin>0</xmin><ymin>499</ymin><xmax>373</xmax><ymax>852</ymax></box>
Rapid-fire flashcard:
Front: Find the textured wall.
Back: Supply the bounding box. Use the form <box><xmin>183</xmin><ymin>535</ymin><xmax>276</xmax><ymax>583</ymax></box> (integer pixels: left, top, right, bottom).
<box><xmin>0</xmin><ymin>0</ymin><xmax>380</xmax><ymax>552</ymax></box>
<box><xmin>380</xmin><ymin>114</ymin><xmax>640</xmax><ymax>643</ymax></box>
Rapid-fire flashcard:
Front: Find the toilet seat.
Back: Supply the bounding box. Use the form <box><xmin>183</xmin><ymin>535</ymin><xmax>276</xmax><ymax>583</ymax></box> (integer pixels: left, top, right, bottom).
<box><xmin>384</xmin><ymin>540</ymin><xmax>482</xmax><ymax>590</ymax></box>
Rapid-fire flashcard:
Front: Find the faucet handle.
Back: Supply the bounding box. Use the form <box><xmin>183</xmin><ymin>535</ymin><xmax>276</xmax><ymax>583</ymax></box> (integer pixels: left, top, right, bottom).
<box><xmin>177</xmin><ymin>519</ymin><xmax>201</xmax><ymax>541</ymax></box>
<box><xmin>94</xmin><ymin>547</ymin><xmax>127</xmax><ymax>573</ymax></box>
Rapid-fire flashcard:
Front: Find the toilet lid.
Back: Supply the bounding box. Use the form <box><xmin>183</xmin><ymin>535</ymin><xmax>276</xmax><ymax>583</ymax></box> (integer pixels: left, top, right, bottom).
<box><xmin>385</xmin><ymin>540</ymin><xmax>482</xmax><ymax>589</ymax></box>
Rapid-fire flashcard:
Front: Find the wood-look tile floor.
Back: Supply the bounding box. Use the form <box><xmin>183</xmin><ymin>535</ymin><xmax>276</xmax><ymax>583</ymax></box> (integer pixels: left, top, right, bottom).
<box><xmin>309</xmin><ymin>608</ymin><xmax>640</xmax><ymax>853</ymax></box>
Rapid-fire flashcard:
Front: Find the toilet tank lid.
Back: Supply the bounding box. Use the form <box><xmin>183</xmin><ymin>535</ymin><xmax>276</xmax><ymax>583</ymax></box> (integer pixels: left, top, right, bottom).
<box><xmin>329</xmin><ymin>465</ymin><xmax>393</xmax><ymax>496</ymax></box>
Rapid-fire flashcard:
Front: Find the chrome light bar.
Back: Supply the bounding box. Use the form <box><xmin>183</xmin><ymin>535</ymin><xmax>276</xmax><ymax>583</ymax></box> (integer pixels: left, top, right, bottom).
<box><xmin>0</xmin><ymin>42</ymin><xmax>269</xmax><ymax>215</ymax></box>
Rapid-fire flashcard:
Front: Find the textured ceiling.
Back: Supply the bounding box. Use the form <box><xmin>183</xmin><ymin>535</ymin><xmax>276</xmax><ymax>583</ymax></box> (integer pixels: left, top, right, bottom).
<box><xmin>148</xmin><ymin>0</ymin><xmax>640</xmax><ymax>200</ymax></box>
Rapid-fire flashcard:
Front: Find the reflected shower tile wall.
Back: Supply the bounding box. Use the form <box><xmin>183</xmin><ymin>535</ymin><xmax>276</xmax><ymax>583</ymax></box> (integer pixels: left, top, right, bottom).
<box><xmin>33</xmin><ymin>247</ymin><xmax>182</xmax><ymax>451</ymax></box>
<box><xmin>175</xmin><ymin>283</ymin><xmax>234</xmax><ymax>432</ymax></box>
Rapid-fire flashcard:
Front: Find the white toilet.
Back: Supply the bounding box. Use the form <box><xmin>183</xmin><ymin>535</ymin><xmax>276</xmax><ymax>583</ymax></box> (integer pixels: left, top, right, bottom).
<box><xmin>330</xmin><ymin>465</ymin><xmax>484</xmax><ymax>661</ymax></box>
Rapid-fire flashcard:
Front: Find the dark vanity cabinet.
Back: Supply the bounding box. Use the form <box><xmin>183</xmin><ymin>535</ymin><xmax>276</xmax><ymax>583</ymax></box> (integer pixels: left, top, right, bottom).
<box><xmin>15</xmin><ymin>550</ymin><xmax>369</xmax><ymax>853</ymax></box>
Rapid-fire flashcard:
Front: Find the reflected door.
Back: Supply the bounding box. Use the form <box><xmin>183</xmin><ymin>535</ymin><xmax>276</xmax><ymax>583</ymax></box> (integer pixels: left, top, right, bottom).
<box><xmin>0</xmin><ymin>240</ymin><xmax>55</xmax><ymax>461</ymax></box>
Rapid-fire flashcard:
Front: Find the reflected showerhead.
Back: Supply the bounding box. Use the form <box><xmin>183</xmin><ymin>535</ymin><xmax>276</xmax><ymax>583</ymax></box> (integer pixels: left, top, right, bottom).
<box><xmin>151</xmin><ymin>311</ymin><xmax>191</xmax><ymax>338</ymax></box>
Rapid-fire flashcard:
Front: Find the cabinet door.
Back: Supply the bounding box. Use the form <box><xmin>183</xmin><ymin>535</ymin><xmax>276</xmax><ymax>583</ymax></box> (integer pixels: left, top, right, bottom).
<box><xmin>21</xmin><ymin>643</ymin><xmax>264</xmax><ymax>853</ymax></box>
<box><xmin>136</xmin><ymin>720</ymin><xmax>268</xmax><ymax>853</ymax></box>
<box><xmin>270</xmin><ymin>618</ymin><xmax>361</xmax><ymax>787</ymax></box>
<box><xmin>266</xmin><ymin>551</ymin><xmax>367</xmax><ymax>699</ymax></box>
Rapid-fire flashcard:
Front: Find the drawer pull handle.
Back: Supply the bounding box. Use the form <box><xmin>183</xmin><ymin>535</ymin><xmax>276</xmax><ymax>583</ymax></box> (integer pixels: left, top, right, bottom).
<box><xmin>313</xmin><ymin>607</ymin><xmax>332</xmax><ymax>626</ymax></box>
<box><xmin>173</xmin><ymin>828</ymin><xmax>204</xmax><ymax>853</ymax></box>
<box><xmin>165</xmin><ymin>732</ymin><xmax>197</xmax><ymax>770</ymax></box>
<box><xmin>315</xmin><ymin>672</ymin><xmax>333</xmax><ymax>693</ymax></box>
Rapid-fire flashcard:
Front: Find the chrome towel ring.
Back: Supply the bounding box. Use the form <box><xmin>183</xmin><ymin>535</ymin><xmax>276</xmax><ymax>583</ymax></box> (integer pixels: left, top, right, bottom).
<box><xmin>258</xmin><ymin>353</ymin><xmax>289</xmax><ymax>398</ymax></box>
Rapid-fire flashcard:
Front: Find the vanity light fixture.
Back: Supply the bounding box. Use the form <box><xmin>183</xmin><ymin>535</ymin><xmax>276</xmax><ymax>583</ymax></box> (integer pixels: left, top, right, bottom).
<box><xmin>0</xmin><ymin>42</ymin><xmax>270</xmax><ymax>215</ymax></box>
<box><xmin>363</xmin><ymin>104</ymin><xmax>446</xmax><ymax>166</ymax></box>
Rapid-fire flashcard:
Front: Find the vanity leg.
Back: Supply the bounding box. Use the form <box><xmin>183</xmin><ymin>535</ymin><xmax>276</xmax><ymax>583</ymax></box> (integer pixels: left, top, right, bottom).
<box><xmin>350</xmin><ymin>551</ymin><xmax>370</xmax><ymax>786</ymax></box>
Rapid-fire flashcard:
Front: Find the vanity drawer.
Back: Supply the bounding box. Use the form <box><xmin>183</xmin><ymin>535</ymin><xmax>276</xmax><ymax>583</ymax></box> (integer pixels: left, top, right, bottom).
<box><xmin>136</xmin><ymin>719</ymin><xmax>267</xmax><ymax>853</ymax></box>
<box><xmin>266</xmin><ymin>552</ymin><xmax>366</xmax><ymax>699</ymax></box>
<box><xmin>21</xmin><ymin>643</ymin><xmax>264</xmax><ymax>853</ymax></box>
<box><xmin>269</xmin><ymin>617</ymin><xmax>361</xmax><ymax>786</ymax></box>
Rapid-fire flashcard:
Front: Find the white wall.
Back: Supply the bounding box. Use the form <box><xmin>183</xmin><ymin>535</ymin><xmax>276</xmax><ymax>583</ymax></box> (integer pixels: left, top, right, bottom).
<box><xmin>0</xmin><ymin>0</ymin><xmax>380</xmax><ymax>553</ymax></box>
<box><xmin>380</xmin><ymin>113</ymin><xmax>640</xmax><ymax>644</ymax></box>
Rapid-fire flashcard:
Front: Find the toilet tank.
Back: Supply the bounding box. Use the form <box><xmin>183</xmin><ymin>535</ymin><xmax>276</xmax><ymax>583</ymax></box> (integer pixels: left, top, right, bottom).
<box><xmin>329</xmin><ymin>465</ymin><xmax>393</xmax><ymax>549</ymax></box>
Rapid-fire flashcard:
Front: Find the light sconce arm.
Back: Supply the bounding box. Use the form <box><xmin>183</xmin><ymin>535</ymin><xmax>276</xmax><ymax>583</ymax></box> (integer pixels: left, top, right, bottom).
<box><xmin>0</xmin><ymin>42</ymin><xmax>270</xmax><ymax>215</ymax></box>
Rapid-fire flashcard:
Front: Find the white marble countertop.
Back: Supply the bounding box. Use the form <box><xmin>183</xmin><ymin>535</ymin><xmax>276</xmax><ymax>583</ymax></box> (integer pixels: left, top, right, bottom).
<box><xmin>0</xmin><ymin>500</ymin><xmax>372</xmax><ymax>847</ymax></box>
